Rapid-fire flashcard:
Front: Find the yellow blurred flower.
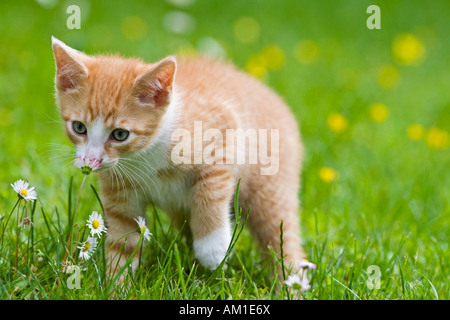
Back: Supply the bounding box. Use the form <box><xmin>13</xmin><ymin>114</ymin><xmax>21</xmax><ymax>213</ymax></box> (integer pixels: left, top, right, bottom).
<box><xmin>233</xmin><ymin>16</ymin><xmax>260</xmax><ymax>44</ymax></box>
<box><xmin>377</xmin><ymin>65</ymin><xmax>399</xmax><ymax>89</ymax></box>
<box><xmin>245</xmin><ymin>54</ymin><xmax>267</xmax><ymax>79</ymax></box>
<box><xmin>245</xmin><ymin>45</ymin><xmax>285</xmax><ymax>78</ymax></box>
<box><xmin>319</xmin><ymin>167</ymin><xmax>337</xmax><ymax>183</ymax></box>
<box><xmin>369</xmin><ymin>103</ymin><xmax>389</xmax><ymax>122</ymax></box>
<box><xmin>121</xmin><ymin>15</ymin><xmax>148</xmax><ymax>40</ymax></box>
<box><xmin>176</xmin><ymin>43</ymin><xmax>197</xmax><ymax>56</ymax></box>
<box><xmin>294</xmin><ymin>40</ymin><xmax>320</xmax><ymax>65</ymax></box>
<box><xmin>260</xmin><ymin>45</ymin><xmax>285</xmax><ymax>71</ymax></box>
<box><xmin>407</xmin><ymin>124</ymin><xmax>424</xmax><ymax>141</ymax></box>
<box><xmin>426</xmin><ymin>127</ymin><xmax>449</xmax><ymax>149</ymax></box>
<box><xmin>327</xmin><ymin>112</ymin><xmax>348</xmax><ymax>134</ymax></box>
<box><xmin>392</xmin><ymin>33</ymin><xmax>426</xmax><ymax>65</ymax></box>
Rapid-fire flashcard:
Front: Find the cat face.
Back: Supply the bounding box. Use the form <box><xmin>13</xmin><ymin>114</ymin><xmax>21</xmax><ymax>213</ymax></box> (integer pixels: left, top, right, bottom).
<box><xmin>51</xmin><ymin>37</ymin><xmax>176</xmax><ymax>170</ymax></box>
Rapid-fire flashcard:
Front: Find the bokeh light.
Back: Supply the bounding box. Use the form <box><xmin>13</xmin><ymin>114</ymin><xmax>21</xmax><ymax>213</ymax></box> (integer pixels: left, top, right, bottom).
<box><xmin>232</xmin><ymin>16</ymin><xmax>260</xmax><ymax>44</ymax></box>
<box><xmin>294</xmin><ymin>40</ymin><xmax>320</xmax><ymax>65</ymax></box>
<box><xmin>426</xmin><ymin>127</ymin><xmax>449</xmax><ymax>149</ymax></box>
<box><xmin>392</xmin><ymin>33</ymin><xmax>426</xmax><ymax>65</ymax></box>
<box><xmin>327</xmin><ymin>112</ymin><xmax>348</xmax><ymax>134</ymax></box>
<box><xmin>319</xmin><ymin>167</ymin><xmax>338</xmax><ymax>183</ymax></box>
<box><xmin>377</xmin><ymin>65</ymin><xmax>399</xmax><ymax>89</ymax></box>
<box><xmin>407</xmin><ymin>124</ymin><xmax>424</xmax><ymax>141</ymax></box>
<box><xmin>369</xmin><ymin>103</ymin><xmax>389</xmax><ymax>123</ymax></box>
<box><xmin>121</xmin><ymin>15</ymin><xmax>148</xmax><ymax>40</ymax></box>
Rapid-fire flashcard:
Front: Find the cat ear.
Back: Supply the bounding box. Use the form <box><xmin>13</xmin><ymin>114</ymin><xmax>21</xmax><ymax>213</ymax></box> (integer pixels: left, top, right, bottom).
<box><xmin>134</xmin><ymin>56</ymin><xmax>177</xmax><ymax>107</ymax></box>
<box><xmin>51</xmin><ymin>36</ymin><xmax>88</xmax><ymax>92</ymax></box>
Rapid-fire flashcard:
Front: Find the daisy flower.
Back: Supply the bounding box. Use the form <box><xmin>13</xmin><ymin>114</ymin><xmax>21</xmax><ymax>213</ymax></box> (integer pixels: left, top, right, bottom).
<box><xmin>36</xmin><ymin>249</ymin><xmax>45</xmax><ymax>263</ymax></box>
<box><xmin>11</xmin><ymin>179</ymin><xmax>37</xmax><ymax>202</ymax></box>
<box><xmin>134</xmin><ymin>216</ymin><xmax>152</xmax><ymax>242</ymax></box>
<box><xmin>61</xmin><ymin>260</ymin><xmax>75</xmax><ymax>274</ymax></box>
<box><xmin>285</xmin><ymin>273</ymin><xmax>302</xmax><ymax>289</ymax></box>
<box><xmin>285</xmin><ymin>273</ymin><xmax>311</xmax><ymax>291</ymax></box>
<box><xmin>73</xmin><ymin>156</ymin><xmax>103</xmax><ymax>175</ymax></box>
<box><xmin>298</xmin><ymin>259</ymin><xmax>317</xmax><ymax>271</ymax></box>
<box><xmin>300</xmin><ymin>277</ymin><xmax>311</xmax><ymax>291</ymax></box>
<box><xmin>78</xmin><ymin>236</ymin><xmax>98</xmax><ymax>260</ymax></box>
<box><xmin>86</xmin><ymin>211</ymin><xmax>107</xmax><ymax>237</ymax></box>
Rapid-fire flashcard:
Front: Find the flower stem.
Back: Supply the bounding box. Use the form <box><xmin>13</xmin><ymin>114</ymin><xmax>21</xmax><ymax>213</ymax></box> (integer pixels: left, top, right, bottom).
<box><xmin>15</xmin><ymin>201</ymin><xmax>21</xmax><ymax>275</ymax></box>
<box><xmin>14</xmin><ymin>199</ymin><xmax>25</xmax><ymax>276</ymax></box>
<box><xmin>61</xmin><ymin>174</ymin><xmax>87</xmax><ymax>272</ymax></box>
<box><xmin>0</xmin><ymin>198</ymin><xmax>21</xmax><ymax>255</ymax></box>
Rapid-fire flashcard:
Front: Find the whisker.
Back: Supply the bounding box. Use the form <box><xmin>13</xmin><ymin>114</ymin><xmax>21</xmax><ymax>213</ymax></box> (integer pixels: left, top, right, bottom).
<box><xmin>121</xmin><ymin>156</ymin><xmax>160</xmax><ymax>182</ymax></box>
<box><xmin>116</xmin><ymin>166</ymin><xmax>129</xmax><ymax>203</ymax></box>
<box><xmin>38</xmin><ymin>143</ymin><xmax>74</xmax><ymax>152</ymax></box>
<box><xmin>123</xmin><ymin>162</ymin><xmax>154</xmax><ymax>202</ymax></box>
<box><xmin>116</xmin><ymin>162</ymin><xmax>142</xmax><ymax>202</ymax></box>
<box><xmin>112</xmin><ymin>166</ymin><xmax>127</xmax><ymax>202</ymax></box>
<box><xmin>119</xmin><ymin>158</ymin><xmax>161</xmax><ymax>199</ymax></box>
<box><xmin>118</xmin><ymin>160</ymin><xmax>156</xmax><ymax>200</ymax></box>
<box><xmin>47</xmin><ymin>155</ymin><xmax>77</xmax><ymax>166</ymax></box>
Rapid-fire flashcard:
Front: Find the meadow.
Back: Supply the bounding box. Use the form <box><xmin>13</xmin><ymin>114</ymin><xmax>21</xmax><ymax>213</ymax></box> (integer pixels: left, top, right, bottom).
<box><xmin>0</xmin><ymin>0</ymin><xmax>449</xmax><ymax>300</ymax></box>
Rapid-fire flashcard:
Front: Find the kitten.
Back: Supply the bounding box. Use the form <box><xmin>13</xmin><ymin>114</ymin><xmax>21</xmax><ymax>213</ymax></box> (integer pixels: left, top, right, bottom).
<box><xmin>51</xmin><ymin>37</ymin><xmax>305</xmax><ymax>277</ymax></box>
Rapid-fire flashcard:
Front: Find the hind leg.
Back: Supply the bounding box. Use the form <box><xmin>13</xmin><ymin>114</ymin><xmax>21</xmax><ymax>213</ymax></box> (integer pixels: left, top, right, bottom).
<box><xmin>246</xmin><ymin>196</ymin><xmax>305</xmax><ymax>273</ymax></box>
<box><xmin>241</xmin><ymin>170</ymin><xmax>305</xmax><ymax>280</ymax></box>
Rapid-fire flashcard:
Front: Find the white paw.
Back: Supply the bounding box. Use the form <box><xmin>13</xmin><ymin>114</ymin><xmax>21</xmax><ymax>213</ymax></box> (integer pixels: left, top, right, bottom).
<box><xmin>193</xmin><ymin>226</ymin><xmax>232</xmax><ymax>270</ymax></box>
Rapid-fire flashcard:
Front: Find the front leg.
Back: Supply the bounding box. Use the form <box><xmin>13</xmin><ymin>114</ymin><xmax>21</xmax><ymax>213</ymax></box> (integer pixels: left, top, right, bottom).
<box><xmin>101</xmin><ymin>184</ymin><xmax>147</xmax><ymax>275</ymax></box>
<box><xmin>191</xmin><ymin>166</ymin><xmax>234</xmax><ymax>270</ymax></box>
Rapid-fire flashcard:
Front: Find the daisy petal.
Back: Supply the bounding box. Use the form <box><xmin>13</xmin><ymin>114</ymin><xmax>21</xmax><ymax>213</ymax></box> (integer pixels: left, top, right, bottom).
<box><xmin>11</xmin><ymin>179</ymin><xmax>37</xmax><ymax>202</ymax></box>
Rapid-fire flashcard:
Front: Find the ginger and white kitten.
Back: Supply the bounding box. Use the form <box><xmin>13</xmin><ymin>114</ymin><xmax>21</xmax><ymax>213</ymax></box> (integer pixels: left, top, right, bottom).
<box><xmin>51</xmin><ymin>37</ymin><xmax>305</xmax><ymax>275</ymax></box>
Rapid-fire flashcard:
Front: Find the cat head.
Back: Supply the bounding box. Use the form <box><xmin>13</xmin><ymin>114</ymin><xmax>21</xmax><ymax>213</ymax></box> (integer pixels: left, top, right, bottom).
<box><xmin>51</xmin><ymin>37</ymin><xmax>177</xmax><ymax>170</ymax></box>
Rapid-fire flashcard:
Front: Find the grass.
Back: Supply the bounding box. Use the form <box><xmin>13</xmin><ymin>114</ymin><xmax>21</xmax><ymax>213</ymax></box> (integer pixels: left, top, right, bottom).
<box><xmin>1</xmin><ymin>178</ymin><xmax>282</xmax><ymax>300</ymax></box>
<box><xmin>1</xmin><ymin>0</ymin><xmax>450</xmax><ymax>300</ymax></box>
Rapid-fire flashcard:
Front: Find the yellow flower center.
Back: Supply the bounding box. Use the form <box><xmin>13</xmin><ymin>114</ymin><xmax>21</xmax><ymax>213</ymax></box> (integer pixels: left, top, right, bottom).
<box><xmin>141</xmin><ymin>226</ymin><xmax>146</xmax><ymax>233</ymax></box>
<box><xmin>83</xmin><ymin>242</ymin><xmax>90</xmax><ymax>252</ymax></box>
<box><xmin>92</xmin><ymin>220</ymin><xmax>100</xmax><ymax>229</ymax></box>
<box><xmin>20</xmin><ymin>189</ymin><xmax>27</xmax><ymax>197</ymax></box>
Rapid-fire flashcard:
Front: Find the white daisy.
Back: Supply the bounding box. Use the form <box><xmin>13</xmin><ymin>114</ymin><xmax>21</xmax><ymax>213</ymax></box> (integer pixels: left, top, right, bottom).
<box><xmin>285</xmin><ymin>273</ymin><xmax>302</xmax><ymax>289</ymax></box>
<box><xmin>285</xmin><ymin>273</ymin><xmax>311</xmax><ymax>291</ymax></box>
<box><xmin>86</xmin><ymin>211</ymin><xmax>107</xmax><ymax>237</ymax></box>
<box><xmin>11</xmin><ymin>179</ymin><xmax>37</xmax><ymax>202</ymax></box>
<box><xmin>36</xmin><ymin>250</ymin><xmax>45</xmax><ymax>263</ymax></box>
<box><xmin>300</xmin><ymin>277</ymin><xmax>311</xmax><ymax>291</ymax></box>
<box><xmin>73</xmin><ymin>156</ymin><xmax>102</xmax><ymax>175</ymax></box>
<box><xmin>61</xmin><ymin>260</ymin><xmax>75</xmax><ymax>274</ymax></box>
<box><xmin>78</xmin><ymin>236</ymin><xmax>98</xmax><ymax>260</ymax></box>
<box><xmin>134</xmin><ymin>216</ymin><xmax>152</xmax><ymax>242</ymax></box>
<box><xmin>298</xmin><ymin>259</ymin><xmax>317</xmax><ymax>270</ymax></box>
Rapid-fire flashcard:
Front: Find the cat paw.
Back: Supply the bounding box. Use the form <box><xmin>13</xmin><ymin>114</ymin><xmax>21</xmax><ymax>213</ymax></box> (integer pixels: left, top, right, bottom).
<box><xmin>193</xmin><ymin>226</ymin><xmax>232</xmax><ymax>270</ymax></box>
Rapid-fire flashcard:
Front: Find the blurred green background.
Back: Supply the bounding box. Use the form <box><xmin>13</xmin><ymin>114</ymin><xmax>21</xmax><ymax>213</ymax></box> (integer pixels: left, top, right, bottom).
<box><xmin>0</xmin><ymin>0</ymin><xmax>449</xmax><ymax>297</ymax></box>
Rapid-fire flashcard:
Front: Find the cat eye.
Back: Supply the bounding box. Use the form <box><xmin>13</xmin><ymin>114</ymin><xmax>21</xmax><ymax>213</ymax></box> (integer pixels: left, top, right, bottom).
<box><xmin>111</xmin><ymin>128</ymin><xmax>129</xmax><ymax>142</ymax></box>
<box><xmin>72</xmin><ymin>121</ymin><xmax>87</xmax><ymax>135</ymax></box>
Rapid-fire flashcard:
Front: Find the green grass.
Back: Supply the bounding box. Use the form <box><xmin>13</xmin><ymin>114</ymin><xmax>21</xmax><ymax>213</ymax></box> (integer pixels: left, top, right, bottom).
<box><xmin>1</xmin><ymin>0</ymin><xmax>450</xmax><ymax>300</ymax></box>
